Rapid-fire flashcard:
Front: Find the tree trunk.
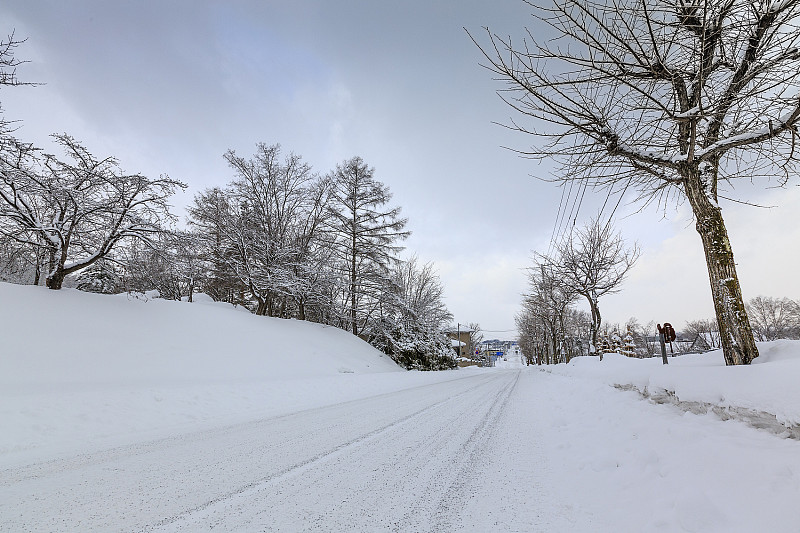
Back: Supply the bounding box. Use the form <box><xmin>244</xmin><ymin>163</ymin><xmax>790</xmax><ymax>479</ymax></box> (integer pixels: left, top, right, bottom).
<box><xmin>586</xmin><ymin>296</ymin><xmax>601</xmax><ymax>359</ymax></box>
<box><xmin>46</xmin><ymin>267</ymin><xmax>66</xmax><ymax>290</ymax></box>
<box><xmin>350</xmin><ymin>251</ymin><xmax>358</xmax><ymax>336</ymax></box>
<box><xmin>684</xmin><ymin>176</ymin><xmax>759</xmax><ymax>365</ymax></box>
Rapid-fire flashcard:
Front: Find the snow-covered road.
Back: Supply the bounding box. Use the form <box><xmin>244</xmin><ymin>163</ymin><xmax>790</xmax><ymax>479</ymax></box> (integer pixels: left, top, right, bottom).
<box><xmin>3</xmin><ymin>366</ymin><xmax>800</xmax><ymax>532</ymax></box>
<box><xmin>3</xmin><ymin>371</ymin><xmax>525</xmax><ymax>532</ymax></box>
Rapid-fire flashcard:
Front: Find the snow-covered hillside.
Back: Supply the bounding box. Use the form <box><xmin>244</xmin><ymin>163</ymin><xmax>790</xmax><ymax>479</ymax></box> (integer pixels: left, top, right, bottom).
<box><xmin>0</xmin><ymin>282</ymin><xmax>464</xmax><ymax>463</ymax></box>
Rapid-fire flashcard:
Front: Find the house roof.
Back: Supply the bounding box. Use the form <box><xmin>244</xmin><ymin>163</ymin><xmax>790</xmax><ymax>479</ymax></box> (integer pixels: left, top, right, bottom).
<box><xmin>444</xmin><ymin>326</ymin><xmax>474</xmax><ymax>333</ymax></box>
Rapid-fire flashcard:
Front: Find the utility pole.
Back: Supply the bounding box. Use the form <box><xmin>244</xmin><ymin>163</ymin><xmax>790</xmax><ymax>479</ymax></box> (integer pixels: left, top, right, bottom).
<box><xmin>457</xmin><ymin>322</ymin><xmax>461</xmax><ymax>358</ymax></box>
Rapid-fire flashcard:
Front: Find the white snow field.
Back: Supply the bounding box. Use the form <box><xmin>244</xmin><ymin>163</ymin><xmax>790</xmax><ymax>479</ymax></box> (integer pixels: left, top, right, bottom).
<box><xmin>2</xmin><ymin>282</ymin><xmax>800</xmax><ymax>532</ymax></box>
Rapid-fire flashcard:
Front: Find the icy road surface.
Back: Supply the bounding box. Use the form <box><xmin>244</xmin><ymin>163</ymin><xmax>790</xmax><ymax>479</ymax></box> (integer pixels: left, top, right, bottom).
<box><xmin>3</xmin><ymin>368</ymin><xmax>799</xmax><ymax>532</ymax></box>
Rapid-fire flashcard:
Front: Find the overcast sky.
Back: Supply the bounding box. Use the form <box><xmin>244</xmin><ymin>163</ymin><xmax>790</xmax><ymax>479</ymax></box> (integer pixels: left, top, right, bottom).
<box><xmin>2</xmin><ymin>1</ymin><xmax>799</xmax><ymax>338</ymax></box>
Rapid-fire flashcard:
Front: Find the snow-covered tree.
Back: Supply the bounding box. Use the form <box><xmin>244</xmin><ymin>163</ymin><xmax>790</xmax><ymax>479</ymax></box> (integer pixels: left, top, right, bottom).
<box><xmin>0</xmin><ymin>233</ymin><xmax>41</xmax><ymax>283</ymax></box>
<box><xmin>369</xmin><ymin>255</ymin><xmax>454</xmax><ymax>369</ymax></box>
<box><xmin>326</xmin><ymin>156</ymin><xmax>409</xmax><ymax>336</ymax></box>
<box><xmin>223</xmin><ymin>144</ymin><xmax>324</xmax><ymax>315</ymax></box>
<box><xmin>75</xmin><ymin>259</ymin><xmax>122</xmax><ymax>294</ymax></box>
<box><xmin>387</xmin><ymin>255</ymin><xmax>452</xmax><ymax>332</ymax></box>
<box><xmin>189</xmin><ymin>144</ymin><xmax>333</xmax><ymax>317</ymax></box>
<box><xmin>467</xmin><ymin>322</ymin><xmax>484</xmax><ymax>359</ymax></box>
<box><xmin>683</xmin><ymin>318</ymin><xmax>722</xmax><ymax>350</ymax></box>
<box><xmin>0</xmin><ymin>35</ymin><xmax>42</xmax><ymax>282</ymax></box>
<box><xmin>626</xmin><ymin>317</ymin><xmax>660</xmax><ymax>357</ymax></box>
<box><xmin>378</xmin><ymin>321</ymin><xmax>457</xmax><ymax>371</ymax></box>
<box><xmin>186</xmin><ymin>187</ymin><xmax>242</xmax><ymax>305</ymax></box>
<box><xmin>0</xmin><ymin>134</ymin><xmax>185</xmax><ymax>289</ymax></box>
<box><xmin>621</xmin><ymin>328</ymin><xmax>637</xmax><ymax>358</ymax></box>
<box><xmin>121</xmin><ymin>230</ymin><xmax>205</xmax><ymax>302</ymax></box>
<box><xmin>475</xmin><ymin>0</ymin><xmax>800</xmax><ymax>365</ymax></box>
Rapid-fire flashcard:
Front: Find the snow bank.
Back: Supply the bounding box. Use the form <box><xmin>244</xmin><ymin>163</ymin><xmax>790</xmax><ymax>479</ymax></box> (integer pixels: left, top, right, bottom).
<box><xmin>1</xmin><ymin>283</ymin><xmax>467</xmax><ymax>463</ymax></box>
<box><xmin>0</xmin><ymin>283</ymin><xmax>400</xmax><ymax>387</ymax></box>
<box><xmin>549</xmin><ymin>343</ymin><xmax>800</xmax><ymax>431</ymax></box>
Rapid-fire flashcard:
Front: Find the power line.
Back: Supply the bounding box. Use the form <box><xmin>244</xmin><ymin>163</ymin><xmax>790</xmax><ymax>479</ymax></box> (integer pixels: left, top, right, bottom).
<box><xmin>546</xmin><ymin>183</ymin><xmax>569</xmax><ymax>257</ymax></box>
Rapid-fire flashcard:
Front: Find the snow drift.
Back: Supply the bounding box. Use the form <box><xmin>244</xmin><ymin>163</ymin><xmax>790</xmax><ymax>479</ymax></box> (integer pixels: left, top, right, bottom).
<box><xmin>548</xmin><ymin>342</ymin><xmax>800</xmax><ymax>436</ymax></box>
<box><xmin>0</xmin><ymin>282</ymin><xmax>401</xmax><ymax>386</ymax></box>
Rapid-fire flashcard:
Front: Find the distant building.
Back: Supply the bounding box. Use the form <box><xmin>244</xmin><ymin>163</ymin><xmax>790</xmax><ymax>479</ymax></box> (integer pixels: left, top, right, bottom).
<box><xmin>444</xmin><ymin>325</ymin><xmax>473</xmax><ymax>359</ymax></box>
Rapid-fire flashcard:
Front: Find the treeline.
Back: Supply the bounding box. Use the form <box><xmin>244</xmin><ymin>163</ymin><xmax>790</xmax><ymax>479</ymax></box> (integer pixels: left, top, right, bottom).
<box><xmin>515</xmin><ymin>215</ymin><xmax>800</xmax><ymax>365</ymax></box>
<box><xmin>517</xmin><ymin>294</ymin><xmax>800</xmax><ymax>365</ymax></box>
<box><xmin>0</xmin><ymin>34</ymin><xmax>456</xmax><ymax>370</ymax></box>
<box><xmin>0</xmin><ymin>140</ymin><xmax>457</xmax><ymax>370</ymax></box>
<box><xmin>516</xmin><ymin>218</ymin><xmax>638</xmax><ymax>365</ymax></box>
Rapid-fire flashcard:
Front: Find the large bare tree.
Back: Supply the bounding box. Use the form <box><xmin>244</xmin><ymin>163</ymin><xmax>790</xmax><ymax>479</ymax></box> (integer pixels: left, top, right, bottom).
<box><xmin>475</xmin><ymin>0</ymin><xmax>800</xmax><ymax>365</ymax></box>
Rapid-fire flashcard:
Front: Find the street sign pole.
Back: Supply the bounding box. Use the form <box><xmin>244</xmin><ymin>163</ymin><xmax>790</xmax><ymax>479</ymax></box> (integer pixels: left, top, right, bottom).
<box><xmin>657</xmin><ymin>323</ymin><xmax>669</xmax><ymax>365</ymax></box>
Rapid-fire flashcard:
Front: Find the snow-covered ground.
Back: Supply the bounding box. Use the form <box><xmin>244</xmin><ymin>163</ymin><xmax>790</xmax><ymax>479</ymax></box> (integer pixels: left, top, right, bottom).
<box><xmin>2</xmin><ymin>282</ymin><xmax>799</xmax><ymax>532</ymax></box>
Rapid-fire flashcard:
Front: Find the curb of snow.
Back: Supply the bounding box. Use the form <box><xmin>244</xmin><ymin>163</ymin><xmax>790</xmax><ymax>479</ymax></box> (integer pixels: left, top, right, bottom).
<box><xmin>614</xmin><ymin>384</ymin><xmax>800</xmax><ymax>440</ymax></box>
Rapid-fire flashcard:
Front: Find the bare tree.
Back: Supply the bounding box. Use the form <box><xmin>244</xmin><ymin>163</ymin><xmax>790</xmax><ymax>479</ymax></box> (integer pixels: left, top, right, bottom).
<box><xmin>467</xmin><ymin>322</ymin><xmax>484</xmax><ymax>358</ymax></box>
<box><xmin>326</xmin><ymin>156</ymin><xmax>409</xmax><ymax>336</ymax></box>
<box><xmin>0</xmin><ymin>31</ymin><xmax>42</xmax><ymax>279</ymax></box>
<box><xmin>625</xmin><ymin>317</ymin><xmax>661</xmax><ymax>357</ymax></box>
<box><xmin>474</xmin><ymin>0</ymin><xmax>800</xmax><ymax>365</ymax></box>
<box><xmin>552</xmin><ymin>218</ymin><xmax>639</xmax><ymax>357</ymax></box>
<box><xmin>0</xmin><ymin>31</ymin><xmax>28</xmax><ymax>90</ymax></box>
<box><xmin>745</xmin><ymin>296</ymin><xmax>800</xmax><ymax>341</ymax></box>
<box><xmin>121</xmin><ymin>230</ymin><xmax>206</xmax><ymax>302</ymax></box>
<box><xmin>516</xmin><ymin>310</ymin><xmax>543</xmax><ymax>364</ymax></box>
<box><xmin>1</xmin><ymin>31</ymin><xmax>37</xmax><ymax>131</ymax></box>
<box><xmin>521</xmin><ymin>258</ymin><xmax>579</xmax><ymax>363</ymax></box>
<box><xmin>564</xmin><ymin>308</ymin><xmax>592</xmax><ymax>358</ymax></box>
<box><xmin>0</xmin><ymin>135</ymin><xmax>184</xmax><ymax>289</ymax></box>
<box><xmin>0</xmin><ymin>232</ymin><xmax>42</xmax><ymax>283</ymax></box>
<box><xmin>683</xmin><ymin>318</ymin><xmax>722</xmax><ymax>349</ymax></box>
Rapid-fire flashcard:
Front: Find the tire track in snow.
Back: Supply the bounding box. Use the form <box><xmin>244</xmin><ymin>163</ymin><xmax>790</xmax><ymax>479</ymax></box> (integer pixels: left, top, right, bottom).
<box><xmin>143</xmin><ymin>371</ymin><xmax>521</xmax><ymax>532</ymax></box>
<box><xmin>426</xmin><ymin>370</ymin><xmax>521</xmax><ymax>532</ymax></box>
<box><xmin>141</xmin><ymin>372</ymin><xmax>511</xmax><ymax>532</ymax></box>
<box><xmin>0</xmin><ymin>372</ymin><xmax>493</xmax><ymax>486</ymax></box>
<box><xmin>1</xmin><ymin>372</ymin><xmax>509</xmax><ymax>532</ymax></box>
